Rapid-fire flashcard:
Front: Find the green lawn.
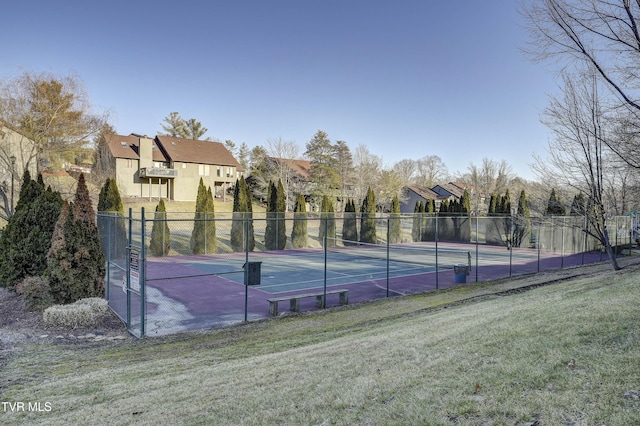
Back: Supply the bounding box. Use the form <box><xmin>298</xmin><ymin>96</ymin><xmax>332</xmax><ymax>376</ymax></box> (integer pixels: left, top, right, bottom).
<box><xmin>1</xmin><ymin>263</ymin><xmax>639</xmax><ymax>425</ymax></box>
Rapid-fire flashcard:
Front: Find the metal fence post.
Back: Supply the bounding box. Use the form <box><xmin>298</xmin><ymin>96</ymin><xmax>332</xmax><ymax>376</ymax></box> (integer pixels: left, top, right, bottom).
<box><xmin>323</xmin><ymin>216</ymin><xmax>328</xmax><ymax>308</ymax></box>
<box><xmin>386</xmin><ymin>218</ymin><xmax>390</xmax><ymax>297</ymax></box>
<box><xmin>106</xmin><ymin>213</ymin><xmax>111</xmax><ymax>301</ymax></box>
<box><xmin>244</xmin><ymin>215</ymin><xmax>249</xmax><ymax>322</ymax></box>
<box><xmin>435</xmin><ymin>212</ymin><xmax>439</xmax><ymax>290</ymax></box>
<box><xmin>140</xmin><ymin>207</ymin><xmax>146</xmax><ymax>337</ymax></box>
<box><xmin>126</xmin><ymin>208</ymin><xmax>132</xmax><ymax>332</ymax></box>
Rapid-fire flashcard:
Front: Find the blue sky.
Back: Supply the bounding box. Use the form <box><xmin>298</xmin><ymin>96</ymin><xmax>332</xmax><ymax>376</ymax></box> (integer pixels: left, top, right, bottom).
<box><xmin>0</xmin><ymin>0</ymin><xmax>558</xmax><ymax>180</ymax></box>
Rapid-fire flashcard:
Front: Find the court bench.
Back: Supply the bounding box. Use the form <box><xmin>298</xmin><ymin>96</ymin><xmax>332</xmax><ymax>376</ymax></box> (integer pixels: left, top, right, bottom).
<box><xmin>267</xmin><ymin>289</ymin><xmax>349</xmax><ymax>316</ymax></box>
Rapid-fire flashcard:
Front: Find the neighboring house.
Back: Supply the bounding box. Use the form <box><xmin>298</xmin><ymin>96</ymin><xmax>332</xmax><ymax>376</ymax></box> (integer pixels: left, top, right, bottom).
<box><xmin>103</xmin><ymin>133</ymin><xmax>243</xmax><ymax>201</ymax></box>
<box><xmin>400</xmin><ymin>185</ymin><xmax>443</xmax><ymax>213</ymax></box>
<box><xmin>431</xmin><ymin>182</ymin><xmax>466</xmax><ymax>201</ymax></box>
<box><xmin>400</xmin><ymin>182</ymin><xmax>470</xmax><ymax>213</ymax></box>
<box><xmin>0</xmin><ymin>124</ymin><xmax>38</xmax><ymax>208</ymax></box>
<box><xmin>263</xmin><ymin>157</ymin><xmax>313</xmax><ymax>209</ymax></box>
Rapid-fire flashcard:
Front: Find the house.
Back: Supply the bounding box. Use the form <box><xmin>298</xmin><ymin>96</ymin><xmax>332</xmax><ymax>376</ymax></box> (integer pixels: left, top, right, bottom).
<box><xmin>400</xmin><ymin>185</ymin><xmax>443</xmax><ymax>213</ymax></box>
<box><xmin>0</xmin><ymin>124</ymin><xmax>38</xmax><ymax>209</ymax></box>
<box><xmin>103</xmin><ymin>133</ymin><xmax>243</xmax><ymax>201</ymax></box>
<box><xmin>400</xmin><ymin>182</ymin><xmax>469</xmax><ymax>213</ymax></box>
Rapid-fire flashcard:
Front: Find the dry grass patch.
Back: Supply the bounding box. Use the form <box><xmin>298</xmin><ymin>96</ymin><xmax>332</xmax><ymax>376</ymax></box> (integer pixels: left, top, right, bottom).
<box><xmin>2</xmin><ymin>265</ymin><xmax>639</xmax><ymax>425</ymax></box>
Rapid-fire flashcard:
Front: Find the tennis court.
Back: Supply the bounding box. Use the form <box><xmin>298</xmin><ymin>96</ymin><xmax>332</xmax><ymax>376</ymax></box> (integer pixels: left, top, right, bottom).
<box><xmin>102</xmin><ymin>212</ymin><xmax>630</xmax><ymax>336</ymax></box>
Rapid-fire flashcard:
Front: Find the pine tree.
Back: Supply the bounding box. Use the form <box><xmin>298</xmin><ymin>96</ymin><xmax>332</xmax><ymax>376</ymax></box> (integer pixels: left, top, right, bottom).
<box><xmin>389</xmin><ymin>194</ymin><xmax>401</xmax><ymax>244</ymax></box>
<box><xmin>149</xmin><ymin>199</ymin><xmax>171</xmax><ymax>256</ymax></box>
<box><xmin>0</xmin><ymin>171</ymin><xmax>63</xmax><ymax>288</ymax></box>
<box><xmin>342</xmin><ymin>199</ymin><xmax>358</xmax><ymax>245</ymax></box>
<box><xmin>276</xmin><ymin>179</ymin><xmax>286</xmax><ymax>250</ymax></box>
<box><xmin>204</xmin><ymin>186</ymin><xmax>217</xmax><ymax>253</ymax></box>
<box><xmin>230</xmin><ymin>177</ymin><xmax>255</xmax><ymax>252</ymax></box>
<box><xmin>191</xmin><ymin>178</ymin><xmax>216</xmax><ymax>254</ymax></box>
<box><xmin>411</xmin><ymin>201</ymin><xmax>422</xmax><ymax>242</ymax></box>
<box><xmin>513</xmin><ymin>190</ymin><xmax>531</xmax><ymax>248</ymax></box>
<box><xmin>291</xmin><ymin>193</ymin><xmax>307</xmax><ymax>249</ymax></box>
<box><xmin>47</xmin><ymin>174</ymin><xmax>105</xmax><ymax>303</ymax></box>
<box><xmin>264</xmin><ymin>181</ymin><xmax>277</xmax><ymax>250</ymax></box>
<box><xmin>546</xmin><ymin>188</ymin><xmax>566</xmax><ymax>215</ymax></box>
<box><xmin>319</xmin><ymin>195</ymin><xmax>336</xmax><ymax>247</ymax></box>
<box><xmin>360</xmin><ymin>187</ymin><xmax>377</xmax><ymax>244</ymax></box>
<box><xmin>97</xmin><ymin>178</ymin><xmax>126</xmax><ymax>259</ymax></box>
<box><xmin>570</xmin><ymin>193</ymin><xmax>586</xmax><ymax>215</ymax></box>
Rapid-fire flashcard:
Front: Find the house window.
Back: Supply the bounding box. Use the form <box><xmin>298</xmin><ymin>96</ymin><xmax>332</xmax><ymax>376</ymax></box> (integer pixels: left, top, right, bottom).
<box><xmin>217</xmin><ymin>166</ymin><xmax>221</xmax><ymax>177</ymax></box>
<box><xmin>198</xmin><ymin>164</ymin><xmax>210</xmax><ymax>176</ymax></box>
<box><xmin>182</xmin><ymin>163</ymin><xmax>187</xmax><ymax>169</ymax></box>
<box><xmin>153</xmin><ymin>162</ymin><xmax>168</xmax><ymax>169</ymax></box>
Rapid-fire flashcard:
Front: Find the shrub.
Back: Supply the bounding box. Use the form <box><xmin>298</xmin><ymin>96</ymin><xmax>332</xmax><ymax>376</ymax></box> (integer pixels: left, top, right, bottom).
<box><xmin>43</xmin><ymin>298</ymin><xmax>109</xmax><ymax>328</ymax></box>
<box><xmin>15</xmin><ymin>276</ymin><xmax>53</xmax><ymax>311</ymax></box>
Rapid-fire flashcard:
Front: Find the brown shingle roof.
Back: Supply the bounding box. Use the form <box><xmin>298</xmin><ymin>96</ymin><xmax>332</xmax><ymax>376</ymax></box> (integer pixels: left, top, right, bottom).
<box><xmin>267</xmin><ymin>157</ymin><xmax>311</xmax><ymax>179</ymax></box>
<box><xmin>156</xmin><ymin>136</ymin><xmax>240</xmax><ymax>166</ymax></box>
<box><xmin>405</xmin><ymin>185</ymin><xmax>442</xmax><ymax>200</ymax></box>
<box><xmin>105</xmin><ymin>134</ymin><xmax>168</xmax><ymax>162</ymax></box>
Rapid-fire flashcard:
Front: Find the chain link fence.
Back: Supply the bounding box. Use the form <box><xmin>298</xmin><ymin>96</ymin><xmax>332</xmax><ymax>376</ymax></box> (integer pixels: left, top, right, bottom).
<box><xmin>98</xmin><ymin>210</ymin><xmax>633</xmax><ymax>337</ymax></box>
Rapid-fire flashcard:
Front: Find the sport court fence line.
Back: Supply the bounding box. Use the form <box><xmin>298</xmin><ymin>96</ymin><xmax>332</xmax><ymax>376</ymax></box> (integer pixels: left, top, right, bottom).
<box><xmin>98</xmin><ymin>210</ymin><xmax>634</xmax><ymax>337</ymax></box>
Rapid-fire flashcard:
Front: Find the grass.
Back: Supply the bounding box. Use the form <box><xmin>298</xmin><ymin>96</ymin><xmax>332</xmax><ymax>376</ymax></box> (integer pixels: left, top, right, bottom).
<box><xmin>1</xmin><ymin>264</ymin><xmax>639</xmax><ymax>425</ymax></box>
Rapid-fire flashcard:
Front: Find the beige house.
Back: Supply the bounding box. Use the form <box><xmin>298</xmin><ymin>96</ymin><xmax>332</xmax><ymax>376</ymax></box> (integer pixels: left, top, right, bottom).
<box><xmin>0</xmin><ymin>124</ymin><xmax>39</xmax><ymax>212</ymax></box>
<box><xmin>104</xmin><ymin>133</ymin><xmax>243</xmax><ymax>201</ymax></box>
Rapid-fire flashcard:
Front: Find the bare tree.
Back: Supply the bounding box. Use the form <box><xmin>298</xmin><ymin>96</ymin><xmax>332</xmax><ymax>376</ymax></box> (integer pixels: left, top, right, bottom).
<box><xmin>523</xmin><ymin>0</ymin><xmax>640</xmax><ymax>168</ymax></box>
<box><xmin>460</xmin><ymin>158</ymin><xmax>515</xmax><ymax>214</ymax></box>
<box><xmin>266</xmin><ymin>138</ymin><xmax>300</xmax><ymax>211</ymax></box>
<box><xmin>392</xmin><ymin>159</ymin><xmax>417</xmax><ymax>184</ymax></box>
<box><xmin>414</xmin><ymin>155</ymin><xmax>449</xmax><ymax>187</ymax></box>
<box><xmin>352</xmin><ymin>144</ymin><xmax>382</xmax><ymax>206</ymax></box>
<box><xmin>534</xmin><ymin>69</ymin><xmax>620</xmax><ymax>270</ymax></box>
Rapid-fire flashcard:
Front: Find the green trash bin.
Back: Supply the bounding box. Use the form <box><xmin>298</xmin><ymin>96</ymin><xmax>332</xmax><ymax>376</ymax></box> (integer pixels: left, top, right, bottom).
<box><xmin>453</xmin><ymin>264</ymin><xmax>469</xmax><ymax>284</ymax></box>
<box><xmin>243</xmin><ymin>261</ymin><xmax>262</xmax><ymax>285</ymax></box>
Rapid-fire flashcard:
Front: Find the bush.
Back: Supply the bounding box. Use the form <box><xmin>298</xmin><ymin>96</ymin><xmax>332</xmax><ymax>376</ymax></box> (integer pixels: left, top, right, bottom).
<box><xmin>43</xmin><ymin>298</ymin><xmax>109</xmax><ymax>328</ymax></box>
<box><xmin>15</xmin><ymin>276</ymin><xmax>53</xmax><ymax>311</ymax></box>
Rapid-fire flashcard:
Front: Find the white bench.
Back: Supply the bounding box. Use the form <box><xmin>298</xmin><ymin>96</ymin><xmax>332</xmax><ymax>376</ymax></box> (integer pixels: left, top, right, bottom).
<box><xmin>267</xmin><ymin>289</ymin><xmax>349</xmax><ymax>316</ymax></box>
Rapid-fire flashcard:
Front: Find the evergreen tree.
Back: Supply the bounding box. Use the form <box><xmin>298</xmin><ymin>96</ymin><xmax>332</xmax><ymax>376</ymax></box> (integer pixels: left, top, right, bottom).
<box><xmin>47</xmin><ymin>174</ymin><xmax>105</xmax><ymax>303</ymax></box>
<box><xmin>513</xmin><ymin>190</ymin><xmax>531</xmax><ymax>248</ymax></box>
<box><xmin>264</xmin><ymin>181</ymin><xmax>280</xmax><ymax>250</ymax></box>
<box><xmin>149</xmin><ymin>199</ymin><xmax>171</xmax><ymax>256</ymax></box>
<box><xmin>546</xmin><ymin>188</ymin><xmax>566</xmax><ymax>215</ymax></box>
<box><xmin>276</xmin><ymin>179</ymin><xmax>286</xmax><ymax>250</ymax></box>
<box><xmin>0</xmin><ymin>172</ymin><xmax>63</xmax><ymax>288</ymax></box>
<box><xmin>204</xmin><ymin>186</ymin><xmax>217</xmax><ymax>252</ymax></box>
<box><xmin>191</xmin><ymin>178</ymin><xmax>216</xmax><ymax>254</ymax></box>
<box><xmin>319</xmin><ymin>195</ymin><xmax>336</xmax><ymax>247</ymax></box>
<box><xmin>570</xmin><ymin>193</ymin><xmax>586</xmax><ymax>215</ymax></box>
<box><xmin>360</xmin><ymin>187</ymin><xmax>377</xmax><ymax>244</ymax></box>
<box><xmin>230</xmin><ymin>177</ymin><xmax>255</xmax><ymax>252</ymax></box>
<box><xmin>411</xmin><ymin>201</ymin><xmax>422</xmax><ymax>242</ymax></box>
<box><xmin>97</xmin><ymin>178</ymin><xmax>126</xmax><ymax>259</ymax></box>
<box><xmin>488</xmin><ymin>194</ymin><xmax>498</xmax><ymax>215</ymax></box>
<box><xmin>342</xmin><ymin>199</ymin><xmax>358</xmax><ymax>245</ymax></box>
<box><xmin>291</xmin><ymin>193</ymin><xmax>307</xmax><ymax>249</ymax></box>
<box><xmin>389</xmin><ymin>194</ymin><xmax>401</xmax><ymax>244</ymax></box>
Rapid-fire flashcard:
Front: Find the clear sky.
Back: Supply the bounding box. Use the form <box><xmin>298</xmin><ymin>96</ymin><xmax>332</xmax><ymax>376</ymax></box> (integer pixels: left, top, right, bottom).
<box><xmin>0</xmin><ymin>0</ymin><xmax>558</xmax><ymax>181</ymax></box>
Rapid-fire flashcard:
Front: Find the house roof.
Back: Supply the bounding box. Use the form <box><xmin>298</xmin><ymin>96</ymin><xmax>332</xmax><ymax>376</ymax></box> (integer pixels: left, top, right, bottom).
<box><xmin>432</xmin><ymin>182</ymin><xmax>466</xmax><ymax>199</ymax></box>
<box><xmin>267</xmin><ymin>157</ymin><xmax>311</xmax><ymax>179</ymax></box>
<box><xmin>106</xmin><ymin>134</ymin><xmax>241</xmax><ymax>167</ymax></box>
<box><xmin>105</xmin><ymin>134</ymin><xmax>168</xmax><ymax>162</ymax></box>
<box><xmin>405</xmin><ymin>185</ymin><xmax>442</xmax><ymax>200</ymax></box>
<box><xmin>155</xmin><ymin>136</ymin><xmax>241</xmax><ymax>167</ymax></box>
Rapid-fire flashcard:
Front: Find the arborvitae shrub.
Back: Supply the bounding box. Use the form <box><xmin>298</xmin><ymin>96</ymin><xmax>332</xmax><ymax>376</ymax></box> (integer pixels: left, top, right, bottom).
<box><xmin>291</xmin><ymin>193</ymin><xmax>307</xmax><ymax>249</ymax></box>
<box><xmin>150</xmin><ymin>199</ymin><xmax>171</xmax><ymax>256</ymax></box>
<box><xmin>342</xmin><ymin>199</ymin><xmax>358</xmax><ymax>245</ymax></box>
<box><xmin>360</xmin><ymin>187</ymin><xmax>377</xmax><ymax>244</ymax></box>
<box><xmin>389</xmin><ymin>194</ymin><xmax>401</xmax><ymax>244</ymax></box>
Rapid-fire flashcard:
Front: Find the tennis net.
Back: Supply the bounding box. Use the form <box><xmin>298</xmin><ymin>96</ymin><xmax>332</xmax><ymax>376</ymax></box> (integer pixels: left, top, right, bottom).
<box><xmin>326</xmin><ymin>238</ymin><xmax>471</xmax><ymax>270</ymax></box>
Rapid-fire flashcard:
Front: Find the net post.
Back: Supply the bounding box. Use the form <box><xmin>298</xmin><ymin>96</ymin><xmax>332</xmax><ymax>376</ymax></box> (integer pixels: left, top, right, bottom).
<box><xmin>386</xmin><ymin>217</ymin><xmax>390</xmax><ymax>297</ymax></box>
